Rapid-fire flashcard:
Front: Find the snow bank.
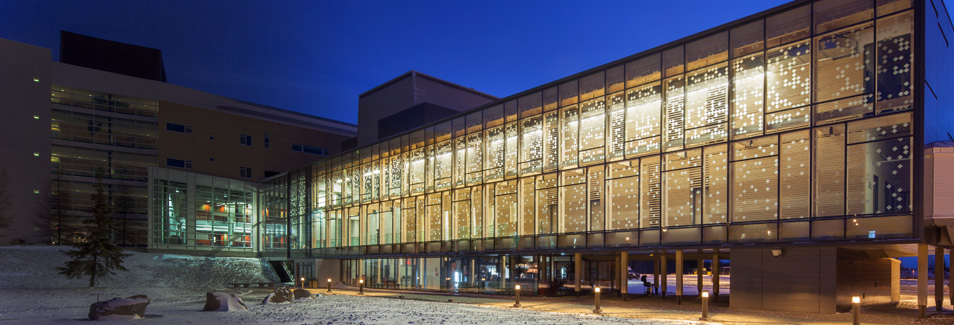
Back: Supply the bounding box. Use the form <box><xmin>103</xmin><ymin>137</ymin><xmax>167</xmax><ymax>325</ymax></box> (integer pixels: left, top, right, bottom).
<box><xmin>0</xmin><ymin>246</ymin><xmax>278</xmax><ymax>290</ymax></box>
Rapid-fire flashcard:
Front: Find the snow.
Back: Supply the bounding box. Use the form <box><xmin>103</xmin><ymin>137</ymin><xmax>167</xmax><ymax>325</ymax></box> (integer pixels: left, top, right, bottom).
<box><xmin>0</xmin><ymin>246</ymin><xmax>695</xmax><ymax>324</ymax></box>
<box><xmin>205</xmin><ymin>292</ymin><xmax>248</xmax><ymax>312</ymax></box>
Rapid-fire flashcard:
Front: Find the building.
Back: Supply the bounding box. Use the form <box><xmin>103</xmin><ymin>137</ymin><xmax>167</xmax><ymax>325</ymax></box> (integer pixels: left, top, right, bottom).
<box><xmin>0</xmin><ymin>33</ymin><xmax>358</xmax><ymax>246</ymax></box>
<box><xmin>158</xmin><ymin>0</ymin><xmax>947</xmax><ymax>314</ymax></box>
<box><xmin>5</xmin><ymin>0</ymin><xmax>954</xmax><ymax>316</ymax></box>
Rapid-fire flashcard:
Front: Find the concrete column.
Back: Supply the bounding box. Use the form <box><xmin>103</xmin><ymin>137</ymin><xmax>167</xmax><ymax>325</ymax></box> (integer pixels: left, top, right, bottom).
<box><xmin>469</xmin><ymin>258</ymin><xmax>476</xmax><ymax>287</ymax></box>
<box><xmin>697</xmin><ymin>259</ymin><xmax>704</xmax><ymax>296</ymax></box>
<box><xmin>661</xmin><ymin>254</ymin><xmax>668</xmax><ymax>298</ymax></box>
<box><xmin>653</xmin><ymin>256</ymin><xmax>659</xmax><ymax>295</ymax></box>
<box><xmin>500</xmin><ymin>255</ymin><xmax>507</xmax><ymax>289</ymax></box>
<box><xmin>621</xmin><ymin>251</ymin><xmax>629</xmax><ymax>297</ymax></box>
<box><xmin>676</xmin><ymin>250</ymin><xmax>683</xmax><ymax>304</ymax></box>
<box><xmin>918</xmin><ymin>243</ymin><xmax>928</xmax><ymax>318</ymax></box>
<box><xmin>575</xmin><ymin>252</ymin><xmax>582</xmax><ymax>296</ymax></box>
<box><xmin>712</xmin><ymin>255</ymin><xmax>720</xmax><ymax>302</ymax></box>
<box><xmin>615</xmin><ymin>255</ymin><xmax>621</xmax><ymax>292</ymax></box>
<box><xmin>936</xmin><ymin>247</ymin><xmax>945</xmax><ymax>312</ymax></box>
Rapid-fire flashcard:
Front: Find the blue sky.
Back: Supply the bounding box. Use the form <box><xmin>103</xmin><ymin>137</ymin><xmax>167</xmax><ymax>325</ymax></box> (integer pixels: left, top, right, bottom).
<box><xmin>0</xmin><ymin>0</ymin><xmax>792</xmax><ymax>124</ymax></box>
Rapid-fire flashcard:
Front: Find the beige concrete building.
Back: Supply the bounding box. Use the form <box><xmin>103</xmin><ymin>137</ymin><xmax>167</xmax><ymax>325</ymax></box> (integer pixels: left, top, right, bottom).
<box><xmin>0</xmin><ymin>34</ymin><xmax>356</xmax><ymax>246</ymax></box>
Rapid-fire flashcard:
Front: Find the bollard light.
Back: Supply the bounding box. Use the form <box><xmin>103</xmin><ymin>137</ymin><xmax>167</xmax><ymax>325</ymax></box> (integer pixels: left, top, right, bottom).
<box><xmin>359</xmin><ymin>278</ymin><xmax>365</xmax><ymax>295</ymax></box>
<box><xmin>514</xmin><ymin>284</ymin><xmax>522</xmax><ymax>307</ymax></box>
<box><xmin>852</xmin><ymin>296</ymin><xmax>861</xmax><ymax>325</ymax></box>
<box><xmin>700</xmin><ymin>290</ymin><xmax>709</xmax><ymax>321</ymax></box>
<box><xmin>327</xmin><ymin>278</ymin><xmax>332</xmax><ymax>293</ymax></box>
<box><xmin>301</xmin><ymin>277</ymin><xmax>305</xmax><ymax>290</ymax></box>
<box><xmin>593</xmin><ymin>287</ymin><xmax>602</xmax><ymax>314</ymax></box>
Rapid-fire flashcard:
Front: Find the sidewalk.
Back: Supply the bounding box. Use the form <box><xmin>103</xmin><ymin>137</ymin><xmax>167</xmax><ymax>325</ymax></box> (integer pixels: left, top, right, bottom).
<box><xmin>306</xmin><ymin>285</ymin><xmax>954</xmax><ymax>324</ymax></box>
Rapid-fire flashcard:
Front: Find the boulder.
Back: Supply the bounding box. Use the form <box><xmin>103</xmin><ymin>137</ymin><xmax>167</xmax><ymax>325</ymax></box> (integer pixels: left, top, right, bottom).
<box><xmin>203</xmin><ymin>292</ymin><xmax>248</xmax><ymax>312</ymax></box>
<box><xmin>293</xmin><ymin>289</ymin><xmax>312</xmax><ymax>300</ymax></box>
<box><xmin>262</xmin><ymin>287</ymin><xmax>294</xmax><ymax>304</ymax></box>
<box><xmin>88</xmin><ymin>295</ymin><xmax>150</xmax><ymax>320</ymax></box>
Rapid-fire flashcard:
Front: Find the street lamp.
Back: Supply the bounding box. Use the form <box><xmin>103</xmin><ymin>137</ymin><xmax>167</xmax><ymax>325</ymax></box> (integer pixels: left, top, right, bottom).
<box><xmin>700</xmin><ymin>290</ymin><xmax>709</xmax><ymax>321</ymax></box>
<box><xmin>593</xmin><ymin>287</ymin><xmax>602</xmax><ymax>314</ymax></box>
<box><xmin>327</xmin><ymin>278</ymin><xmax>332</xmax><ymax>293</ymax></box>
<box><xmin>300</xmin><ymin>277</ymin><xmax>305</xmax><ymax>290</ymax></box>
<box><xmin>359</xmin><ymin>278</ymin><xmax>365</xmax><ymax>295</ymax></box>
<box><xmin>514</xmin><ymin>284</ymin><xmax>522</xmax><ymax>308</ymax></box>
<box><xmin>852</xmin><ymin>296</ymin><xmax>861</xmax><ymax>325</ymax></box>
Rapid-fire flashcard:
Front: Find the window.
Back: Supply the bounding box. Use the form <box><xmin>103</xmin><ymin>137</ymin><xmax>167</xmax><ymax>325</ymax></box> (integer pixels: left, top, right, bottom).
<box><xmin>240</xmin><ymin>167</ymin><xmax>252</xmax><ymax>179</ymax></box>
<box><xmin>292</xmin><ymin>144</ymin><xmax>327</xmax><ymax>155</ymax></box>
<box><xmin>166</xmin><ymin>123</ymin><xmax>192</xmax><ymax>134</ymax></box>
<box><xmin>264</xmin><ymin>133</ymin><xmax>270</xmax><ymax>149</ymax></box>
<box><xmin>240</xmin><ymin>134</ymin><xmax>252</xmax><ymax>146</ymax></box>
<box><xmin>166</xmin><ymin>158</ymin><xmax>192</xmax><ymax>168</ymax></box>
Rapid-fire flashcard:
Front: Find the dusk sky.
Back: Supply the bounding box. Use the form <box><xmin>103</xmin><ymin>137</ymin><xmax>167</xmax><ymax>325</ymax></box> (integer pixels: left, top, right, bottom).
<box><xmin>0</xmin><ymin>0</ymin><xmax>792</xmax><ymax>125</ymax></box>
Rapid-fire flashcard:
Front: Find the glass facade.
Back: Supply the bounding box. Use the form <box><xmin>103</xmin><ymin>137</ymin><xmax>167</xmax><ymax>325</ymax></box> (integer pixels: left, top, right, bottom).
<box><xmin>149</xmin><ymin>167</ymin><xmax>258</xmax><ymax>251</ymax></box>
<box><xmin>50</xmin><ymin>84</ymin><xmax>158</xmax><ymax>245</ymax></box>
<box><xmin>299</xmin><ymin>0</ymin><xmax>916</xmax><ymax>257</ymax></box>
<box><xmin>146</xmin><ymin>0</ymin><xmax>931</xmax><ymax>293</ymax></box>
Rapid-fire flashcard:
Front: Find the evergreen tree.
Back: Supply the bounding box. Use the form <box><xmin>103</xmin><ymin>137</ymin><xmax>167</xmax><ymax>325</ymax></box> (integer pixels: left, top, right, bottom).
<box><xmin>57</xmin><ymin>172</ymin><xmax>130</xmax><ymax>287</ymax></box>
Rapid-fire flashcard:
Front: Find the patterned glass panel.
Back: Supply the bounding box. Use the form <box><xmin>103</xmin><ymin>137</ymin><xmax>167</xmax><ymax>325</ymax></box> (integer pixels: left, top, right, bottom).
<box><xmin>815</xmin><ymin>124</ymin><xmax>846</xmax><ymax>217</ymax></box>
<box><xmin>588</xmin><ymin>166</ymin><xmax>605</xmax><ymax>231</ymax></box>
<box><xmin>766</xmin><ymin>40</ymin><xmax>811</xmax><ymax>112</ymax></box>
<box><xmin>608</xmin><ymin>160</ymin><xmax>639</xmax><ymax>230</ymax></box>
<box><xmin>847</xmin><ymin>137</ymin><xmax>912</xmax><ymax>215</ymax></box>
<box><xmin>731</xmin><ymin>54</ymin><xmax>765</xmax><ymax>139</ymax></box>
<box><xmin>561</xmin><ymin>106</ymin><xmax>579</xmax><ymax>168</ymax></box>
<box><xmin>640</xmin><ymin>156</ymin><xmax>662</xmax><ymax>227</ymax></box>
<box><xmin>704</xmin><ymin>144</ymin><xmax>729</xmax><ymax>224</ymax></box>
<box><xmin>543</xmin><ymin>111</ymin><xmax>560</xmax><ymax>171</ymax></box>
<box><xmin>561</xmin><ymin>169</ymin><xmax>587</xmax><ymax>233</ymax></box>
<box><xmin>626</xmin><ymin>82</ymin><xmax>662</xmax><ymax>144</ymax></box>
<box><xmin>580</xmin><ymin>98</ymin><xmax>606</xmax><ymax>165</ymax></box>
<box><xmin>876</xmin><ymin>11</ymin><xmax>914</xmax><ymax>113</ymax></box>
<box><xmin>664</xmin><ymin>76</ymin><xmax>686</xmax><ymax>151</ymax></box>
<box><xmin>732</xmin><ymin>156</ymin><xmax>779</xmax><ymax>222</ymax></box>
<box><xmin>779</xmin><ymin>130</ymin><xmax>811</xmax><ymax>219</ymax></box>
<box><xmin>665</xmin><ymin>166</ymin><xmax>703</xmax><ymax>227</ymax></box>
<box><xmin>814</xmin><ymin>22</ymin><xmax>875</xmax><ymax>124</ymax></box>
<box><xmin>520</xmin><ymin>116</ymin><xmax>543</xmax><ymax>175</ymax></box>
<box><xmin>608</xmin><ymin>91</ymin><xmax>626</xmax><ymax>159</ymax></box>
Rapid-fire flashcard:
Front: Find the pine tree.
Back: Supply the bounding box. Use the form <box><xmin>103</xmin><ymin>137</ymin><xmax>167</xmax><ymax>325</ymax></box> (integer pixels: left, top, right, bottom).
<box><xmin>57</xmin><ymin>171</ymin><xmax>130</xmax><ymax>287</ymax></box>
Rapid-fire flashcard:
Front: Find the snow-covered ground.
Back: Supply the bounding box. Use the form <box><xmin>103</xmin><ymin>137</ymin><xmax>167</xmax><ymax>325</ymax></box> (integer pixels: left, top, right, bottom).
<box><xmin>0</xmin><ymin>246</ymin><xmax>698</xmax><ymax>324</ymax></box>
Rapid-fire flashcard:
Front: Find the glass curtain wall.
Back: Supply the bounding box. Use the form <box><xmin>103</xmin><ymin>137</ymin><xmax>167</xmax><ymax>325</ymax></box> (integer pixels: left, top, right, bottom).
<box><xmin>303</xmin><ymin>0</ymin><xmax>915</xmax><ymax>255</ymax></box>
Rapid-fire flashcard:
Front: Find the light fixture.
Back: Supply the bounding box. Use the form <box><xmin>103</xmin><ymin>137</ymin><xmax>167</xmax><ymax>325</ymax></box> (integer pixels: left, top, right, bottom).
<box><xmin>593</xmin><ymin>286</ymin><xmax>602</xmax><ymax>314</ymax></box>
<box><xmin>701</xmin><ymin>290</ymin><xmax>710</xmax><ymax>321</ymax></box>
<box><xmin>852</xmin><ymin>296</ymin><xmax>861</xmax><ymax>325</ymax></box>
<box><xmin>771</xmin><ymin>248</ymin><xmax>782</xmax><ymax>257</ymax></box>
<box><xmin>514</xmin><ymin>284</ymin><xmax>522</xmax><ymax>307</ymax></box>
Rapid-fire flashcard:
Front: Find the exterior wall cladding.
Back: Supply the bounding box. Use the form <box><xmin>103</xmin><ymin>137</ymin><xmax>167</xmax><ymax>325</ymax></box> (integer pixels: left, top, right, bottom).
<box><xmin>151</xmin><ymin>0</ymin><xmax>952</xmax><ymax>308</ymax></box>
<box><xmin>256</xmin><ymin>0</ymin><xmax>926</xmax><ymax>255</ymax></box>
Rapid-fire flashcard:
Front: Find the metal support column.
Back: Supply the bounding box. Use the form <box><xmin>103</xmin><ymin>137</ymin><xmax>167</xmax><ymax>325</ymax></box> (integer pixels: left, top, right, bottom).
<box><xmin>918</xmin><ymin>243</ymin><xmax>928</xmax><ymax>318</ymax></box>
<box><xmin>575</xmin><ymin>252</ymin><xmax>582</xmax><ymax>297</ymax></box>
<box><xmin>936</xmin><ymin>247</ymin><xmax>945</xmax><ymax>312</ymax></box>
<box><xmin>712</xmin><ymin>255</ymin><xmax>720</xmax><ymax>302</ymax></box>
<box><xmin>676</xmin><ymin>250</ymin><xmax>683</xmax><ymax>304</ymax></box>
<box><xmin>661</xmin><ymin>254</ymin><xmax>668</xmax><ymax>299</ymax></box>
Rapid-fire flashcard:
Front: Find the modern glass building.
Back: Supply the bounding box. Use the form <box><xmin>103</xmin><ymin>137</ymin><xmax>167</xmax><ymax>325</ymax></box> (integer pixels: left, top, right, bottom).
<box><xmin>148</xmin><ymin>0</ymin><xmax>954</xmax><ymax>313</ymax></box>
